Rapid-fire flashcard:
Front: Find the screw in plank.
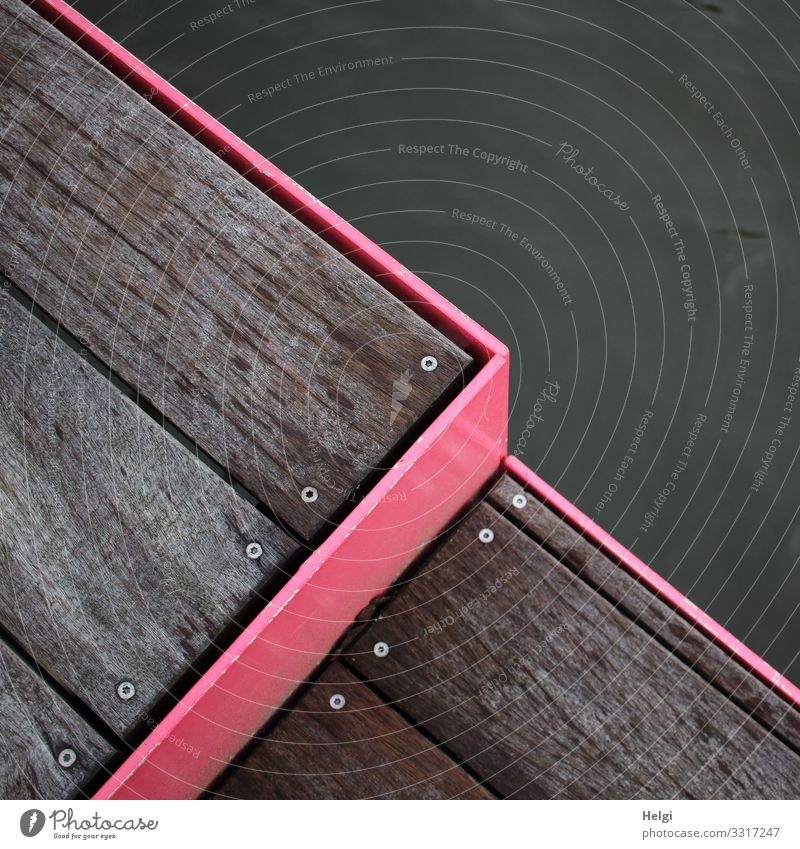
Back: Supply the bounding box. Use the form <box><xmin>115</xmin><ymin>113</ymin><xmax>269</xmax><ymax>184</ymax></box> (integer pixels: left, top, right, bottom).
<box><xmin>329</xmin><ymin>693</ymin><xmax>346</xmax><ymax>710</ymax></box>
<box><xmin>373</xmin><ymin>641</ymin><xmax>390</xmax><ymax>658</ymax></box>
<box><xmin>57</xmin><ymin>748</ymin><xmax>77</xmax><ymax>768</ymax></box>
<box><xmin>512</xmin><ymin>493</ymin><xmax>528</xmax><ymax>509</ymax></box>
<box><xmin>116</xmin><ymin>680</ymin><xmax>136</xmax><ymax>701</ymax></box>
<box><xmin>420</xmin><ymin>355</ymin><xmax>439</xmax><ymax>372</ymax></box>
<box><xmin>245</xmin><ymin>542</ymin><xmax>263</xmax><ymax>560</ymax></box>
<box><xmin>478</xmin><ymin>528</ymin><xmax>495</xmax><ymax>544</ymax></box>
<box><xmin>301</xmin><ymin>486</ymin><xmax>319</xmax><ymax>503</ymax></box>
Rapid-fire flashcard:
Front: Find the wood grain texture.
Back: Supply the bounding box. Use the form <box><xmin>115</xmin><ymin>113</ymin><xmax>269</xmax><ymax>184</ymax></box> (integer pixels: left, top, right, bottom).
<box><xmin>487</xmin><ymin>475</ymin><xmax>800</xmax><ymax>752</ymax></box>
<box><xmin>347</xmin><ymin>502</ymin><xmax>800</xmax><ymax>798</ymax></box>
<box><xmin>0</xmin><ymin>0</ymin><xmax>471</xmax><ymax>541</ymax></box>
<box><xmin>0</xmin><ymin>292</ymin><xmax>295</xmax><ymax>736</ymax></box>
<box><xmin>212</xmin><ymin>663</ymin><xmax>491</xmax><ymax>800</ymax></box>
<box><xmin>0</xmin><ymin>639</ymin><xmax>116</xmax><ymax>799</ymax></box>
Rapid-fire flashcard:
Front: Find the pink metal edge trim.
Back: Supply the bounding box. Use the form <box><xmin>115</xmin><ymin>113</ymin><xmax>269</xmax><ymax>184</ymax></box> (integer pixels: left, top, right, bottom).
<box><xmin>505</xmin><ymin>454</ymin><xmax>800</xmax><ymax>708</ymax></box>
<box><xmin>23</xmin><ymin>0</ymin><xmax>796</xmax><ymax>799</ymax></box>
<box><xmin>23</xmin><ymin>0</ymin><xmax>511</xmax><ymax>798</ymax></box>
<box><xmin>96</xmin><ymin>355</ymin><xmax>508</xmax><ymax>799</ymax></box>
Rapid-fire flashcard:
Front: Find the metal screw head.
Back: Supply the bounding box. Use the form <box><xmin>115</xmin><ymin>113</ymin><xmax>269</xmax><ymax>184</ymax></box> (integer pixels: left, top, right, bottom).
<box><xmin>245</xmin><ymin>542</ymin><xmax>263</xmax><ymax>559</ymax></box>
<box><xmin>512</xmin><ymin>493</ymin><xmax>528</xmax><ymax>509</ymax></box>
<box><xmin>57</xmin><ymin>748</ymin><xmax>77</xmax><ymax>768</ymax></box>
<box><xmin>373</xmin><ymin>641</ymin><xmax>390</xmax><ymax>658</ymax></box>
<box><xmin>301</xmin><ymin>486</ymin><xmax>319</xmax><ymax>503</ymax></box>
<box><xmin>478</xmin><ymin>528</ymin><xmax>495</xmax><ymax>544</ymax></box>
<box><xmin>116</xmin><ymin>680</ymin><xmax>136</xmax><ymax>701</ymax></box>
<box><xmin>329</xmin><ymin>693</ymin><xmax>346</xmax><ymax>710</ymax></box>
<box><xmin>420</xmin><ymin>355</ymin><xmax>439</xmax><ymax>372</ymax></box>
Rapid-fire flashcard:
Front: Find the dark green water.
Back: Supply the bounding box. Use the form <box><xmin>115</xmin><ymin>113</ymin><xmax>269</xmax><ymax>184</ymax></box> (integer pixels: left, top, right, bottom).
<box><xmin>74</xmin><ymin>0</ymin><xmax>800</xmax><ymax>680</ymax></box>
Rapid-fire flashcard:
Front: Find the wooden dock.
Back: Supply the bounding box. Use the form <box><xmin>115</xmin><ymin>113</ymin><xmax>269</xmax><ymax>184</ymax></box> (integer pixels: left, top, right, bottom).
<box><xmin>1</xmin><ymin>0</ymin><xmax>798</xmax><ymax>800</ymax></box>
<box><xmin>0</xmin><ymin>0</ymin><xmax>468</xmax><ymax>797</ymax></box>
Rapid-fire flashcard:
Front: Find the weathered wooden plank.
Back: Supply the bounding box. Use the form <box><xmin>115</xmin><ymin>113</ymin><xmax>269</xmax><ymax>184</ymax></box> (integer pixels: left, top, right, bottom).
<box><xmin>0</xmin><ymin>0</ymin><xmax>471</xmax><ymax>541</ymax></box>
<box><xmin>0</xmin><ymin>639</ymin><xmax>116</xmax><ymax>799</ymax></box>
<box><xmin>212</xmin><ymin>663</ymin><xmax>491</xmax><ymax>800</ymax></box>
<box><xmin>487</xmin><ymin>474</ymin><xmax>800</xmax><ymax>751</ymax></box>
<box><xmin>0</xmin><ymin>292</ymin><xmax>295</xmax><ymax>736</ymax></box>
<box><xmin>347</xmin><ymin>503</ymin><xmax>800</xmax><ymax>798</ymax></box>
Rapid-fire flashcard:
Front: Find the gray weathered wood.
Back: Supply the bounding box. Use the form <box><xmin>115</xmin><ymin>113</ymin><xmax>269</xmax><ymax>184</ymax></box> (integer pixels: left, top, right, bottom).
<box><xmin>0</xmin><ymin>0</ymin><xmax>471</xmax><ymax>541</ymax></box>
<box><xmin>0</xmin><ymin>640</ymin><xmax>116</xmax><ymax>799</ymax></box>
<box><xmin>488</xmin><ymin>474</ymin><xmax>800</xmax><ymax>752</ymax></box>
<box><xmin>0</xmin><ymin>292</ymin><xmax>295</xmax><ymax>736</ymax></box>
<box><xmin>347</xmin><ymin>502</ymin><xmax>800</xmax><ymax>798</ymax></box>
<box><xmin>212</xmin><ymin>663</ymin><xmax>492</xmax><ymax>800</ymax></box>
